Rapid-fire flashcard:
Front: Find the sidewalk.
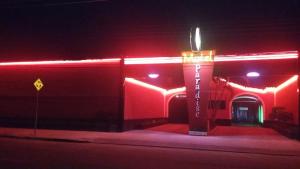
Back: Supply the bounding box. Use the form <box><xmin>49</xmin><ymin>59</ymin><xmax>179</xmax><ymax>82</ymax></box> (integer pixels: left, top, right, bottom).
<box><xmin>0</xmin><ymin>124</ymin><xmax>300</xmax><ymax>156</ymax></box>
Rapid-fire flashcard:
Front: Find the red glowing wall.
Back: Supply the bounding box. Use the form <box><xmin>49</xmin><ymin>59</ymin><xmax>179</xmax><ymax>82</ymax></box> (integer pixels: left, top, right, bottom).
<box><xmin>0</xmin><ymin>62</ymin><xmax>123</xmax><ymax>130</ymax></box>
<box><xmin>275</xmin><ymin>78</ymin><xmax>299</xmax><ymax>125</ymax></box>
<box><xmin>124</xmin><ymin>80</ymin><xmax>165</xmax><ymax>120</ymax></box>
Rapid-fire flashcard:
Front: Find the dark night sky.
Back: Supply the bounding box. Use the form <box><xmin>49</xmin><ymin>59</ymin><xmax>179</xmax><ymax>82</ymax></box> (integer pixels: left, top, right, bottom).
<box><xmin>0</xmin><ymin>0</ymin><xmax>300</xmax><ymax>61</ymax></box>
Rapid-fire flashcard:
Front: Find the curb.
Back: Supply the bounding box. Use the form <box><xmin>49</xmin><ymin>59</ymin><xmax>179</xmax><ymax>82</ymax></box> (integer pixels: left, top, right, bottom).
<box><xmin>0</xmin><ymin>134</ymin><xmax>90</xmax><ymax>143</ymax></box>
<box><xmin>91</xmin><ymin>140</ymin><xmax>300</xmax><ymax>157</ymax></box>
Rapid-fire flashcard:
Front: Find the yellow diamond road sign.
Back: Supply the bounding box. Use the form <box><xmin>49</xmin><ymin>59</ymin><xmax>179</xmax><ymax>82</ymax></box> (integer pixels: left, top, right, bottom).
<box><xmin>34</xmin><ymin>78</ymin><xmax>44</xmax><ymax>91</ymax></box>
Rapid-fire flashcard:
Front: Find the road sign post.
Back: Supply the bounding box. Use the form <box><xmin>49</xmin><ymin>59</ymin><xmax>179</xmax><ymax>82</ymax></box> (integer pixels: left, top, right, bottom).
<box><xmin>33</xmin><ymin>78</ymin><xmax>44</xmax><ymax>136</ymax></box>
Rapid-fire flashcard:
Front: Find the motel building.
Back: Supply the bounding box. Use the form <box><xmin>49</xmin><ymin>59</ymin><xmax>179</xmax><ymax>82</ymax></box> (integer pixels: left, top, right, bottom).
<box><xmin>0</xmin><ymin>25</ymin><xmax>299</xmax><ymax>138</ymax></box>
<box><xmin>0</xmin><ymin>49</ymin><xmax>298</xmax><ymax>137</ymax></box>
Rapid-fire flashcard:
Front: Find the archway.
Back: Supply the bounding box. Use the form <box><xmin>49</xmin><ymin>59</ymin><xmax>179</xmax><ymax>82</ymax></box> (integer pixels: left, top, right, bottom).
<box><xmin>231</xmin><ymin>94</ymin><xmax>264</xmax><ymax>125</ymax></box>
<box><xmin>168</xmin><ymin>94</ymin><xmax>188</xmax><ymax>123</ymax></box>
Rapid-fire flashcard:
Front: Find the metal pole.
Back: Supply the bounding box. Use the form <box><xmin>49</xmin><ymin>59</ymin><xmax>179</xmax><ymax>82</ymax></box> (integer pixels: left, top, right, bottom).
<box><xmin>34</xmin><ymin>91</ymin><xmax>39</xmax><ymax>136</ymax></box>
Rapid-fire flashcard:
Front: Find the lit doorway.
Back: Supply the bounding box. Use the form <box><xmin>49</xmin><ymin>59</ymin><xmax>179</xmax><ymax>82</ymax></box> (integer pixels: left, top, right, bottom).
<box><xmin>231</xmin><ymin>95</ymin><xmax>264</xmax><ymax>125</ymax></box>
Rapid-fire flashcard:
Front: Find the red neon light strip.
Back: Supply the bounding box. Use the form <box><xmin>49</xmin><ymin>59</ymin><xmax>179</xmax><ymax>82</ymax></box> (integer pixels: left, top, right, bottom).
<box><xmin>125</xmin><ymin>78</ymin><xmax>186</xmax><ymax>96</ymax></box>
<box><xmin>215</xmin><ymin>52</ymin><xmax>298</xmax><ymax>62</ymax></box>
<box><xmin>227</xmin><ymin>81</ymin><xmax>276</xmax><ymax>94</ymax></box>
<box><xmin>221</xmin><ymin>75</ymin><xmax>298</xmax><ymax>94</ymax></box>
<box><xmin>166</xmin><ymin>87</ymin><xmax>186</xmax><ymax>95</ymax></box>
<box><xmin>124</xmin><ymin>57</ymin><xmax>182</xmax><ymax>65</ymax></box>
<box><xmin>0</xmin><ymin>58</ymin><xmax>121</xmax><ymax>66</ymax></box>
<box><xmin>0</xmin><ymin>51</ymin><xmax>296</xmax><ymax>66</ymax></box>
<box><xmin>125</xmin><ymin>75</ymin><xmax>297</xmax><ymax>96</ymax></box>
<box><xmin>275</xmin><ymin>75</ymin><xmax>298</xmax><ymax>93</ymax></box>
<box><xmin>125</xmin><ymin>78</ymin><xmax>167</xmax><ymax>94</ymax></box>
<box><xmin>124</xmin><ymin>51</ymin><xmax>298</xmax><ymax>64</ymax></box>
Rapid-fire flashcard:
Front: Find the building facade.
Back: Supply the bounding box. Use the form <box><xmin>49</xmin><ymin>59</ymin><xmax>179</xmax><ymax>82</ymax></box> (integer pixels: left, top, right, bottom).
<box><xmin>0</xmin><ymin>51</ymin><xmax>298</xmax><ymax>137</ymax></box>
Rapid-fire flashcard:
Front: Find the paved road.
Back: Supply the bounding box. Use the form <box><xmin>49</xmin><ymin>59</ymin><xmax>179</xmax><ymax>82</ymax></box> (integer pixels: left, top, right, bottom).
<box><xmin>0</xmin><ymin>137</ymin><xmax>299</xmax><ymax>169</ymax></box>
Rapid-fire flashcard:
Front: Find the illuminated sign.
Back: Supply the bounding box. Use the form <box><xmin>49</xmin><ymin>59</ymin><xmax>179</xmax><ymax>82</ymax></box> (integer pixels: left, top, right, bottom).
<box><xmin>182</xmin><ymin>50</ymin><xmax>215</xmax><ymax>119</ymax></box>
<box><xmin>195</xmin><ymin>64</ymin><xmax>201</xmax><ymax>117</ymax></box>
<box><xmin>182</xmin><ymin>50</ymin><xmax>215</xmax><ymax>63</ymax></box>
<box><xmin>34</xmin><ymin>78</ymin><xmax>44</xmax><ymax>91</ymax></box>
<box><xmin>182</xmin><ymin>49</ymin><xmax>215</xmax><ymax>135</ymax></box>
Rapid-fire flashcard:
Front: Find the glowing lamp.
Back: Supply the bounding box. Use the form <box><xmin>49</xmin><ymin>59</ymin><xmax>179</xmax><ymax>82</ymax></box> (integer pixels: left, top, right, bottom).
<box><xmin>247</xmin><ymin>72</ymin><xmax>260</xmax><ymax>77</ymax></box>
<box><xmin>195</xmin><ymin>27</ymin><xmax>201</xmax><ymax>51</ymax></box>
<box><xmin>148</xmin><ymin>73</ymin><xmax>159</xmax><ymax>79</ymax></box>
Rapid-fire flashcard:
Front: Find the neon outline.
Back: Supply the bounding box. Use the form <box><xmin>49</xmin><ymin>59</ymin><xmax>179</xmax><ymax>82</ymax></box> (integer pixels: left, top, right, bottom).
<box><xmin>125</xmin><ymin>78</ymin><xmax>186</xmax><ymax>96</ymax></box>
<box><xmin>0</xmin><ymin>51</ymin><xmax>296</xmax><ymax>66</ymax></box>
<box><xmin>126</xmin><ymin>75</ymin><xmax>298</xmax><ymax>95</ymax></box>
<box><xmin>275</xmin><ymin>75</ymin><xmax>298</xmax><ymax>93</ymax></box>
<box><xmin>0</xmin><ymin>58</ymin><xmax>121</xmax><ymax>66</ymax></box>
<box><xmin>124</xmin><ymin>51</ymin><xmax>298</xmax><ymax>65</ymax></box>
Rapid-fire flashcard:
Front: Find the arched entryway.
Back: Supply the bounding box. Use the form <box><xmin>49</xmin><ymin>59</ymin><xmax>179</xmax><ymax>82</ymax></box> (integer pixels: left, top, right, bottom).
<box><xmin>168</xmin><ymin>94</ymin><xmax>188</xmax><ymax>123</ymax></box>
<box><xmin>231</xmin><ymin>95</ymin><xmax>264</xmax><ymax>125</ymax></box>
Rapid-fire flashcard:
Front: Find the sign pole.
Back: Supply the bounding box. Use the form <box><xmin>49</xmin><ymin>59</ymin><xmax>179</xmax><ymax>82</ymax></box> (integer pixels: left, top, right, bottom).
<box><xmin>34</xmin><ymin>91</ymin><xmax>39</xmax><ymax>137</ymax></box>
<box><xmin>33</xmin><ymin>78</ymin><xmax>44</xmax><ymax>137</ymax></box>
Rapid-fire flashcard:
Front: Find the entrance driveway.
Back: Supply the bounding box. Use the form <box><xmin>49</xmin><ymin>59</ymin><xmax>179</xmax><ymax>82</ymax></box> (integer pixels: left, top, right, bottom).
<box><xmin>142</xmin><ymin>124</ymin><xmax>300</xmax><ymax>155</ymax></box>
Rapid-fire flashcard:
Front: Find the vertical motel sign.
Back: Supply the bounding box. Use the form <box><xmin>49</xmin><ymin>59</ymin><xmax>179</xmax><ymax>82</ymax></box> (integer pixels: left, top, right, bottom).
<box><xmin>182</xmin><ymin>50</ymin><xmax>215</xmax><ymax>136</ymax></box>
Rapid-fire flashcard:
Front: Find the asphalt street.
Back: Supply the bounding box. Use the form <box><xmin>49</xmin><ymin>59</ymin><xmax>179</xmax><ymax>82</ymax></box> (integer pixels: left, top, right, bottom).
<box><xmin>0</xmin><ymin>137</ymin><xmax>299</xmax><ymax>169</ymax></box>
